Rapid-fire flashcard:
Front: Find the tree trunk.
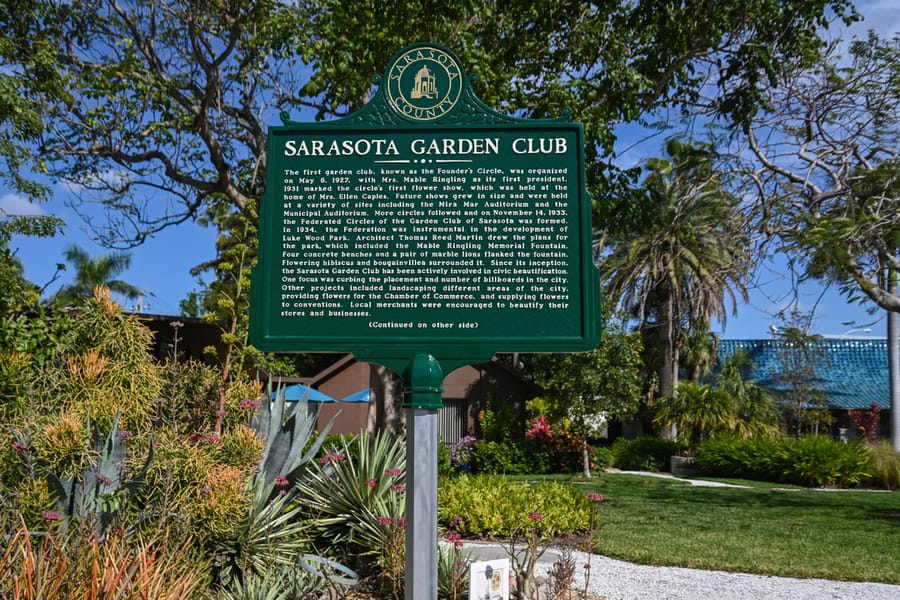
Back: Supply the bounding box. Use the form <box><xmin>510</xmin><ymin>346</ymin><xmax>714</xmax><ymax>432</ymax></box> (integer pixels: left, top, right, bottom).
<box><xmin>657</xmin><ymin>284</ymin><xmax>677</xmax><ymax>440</ymax></box>
<box><xmin>582</xmin><ymin>436</ymin><xmax>592</xmax><ymax>478</ymax></box>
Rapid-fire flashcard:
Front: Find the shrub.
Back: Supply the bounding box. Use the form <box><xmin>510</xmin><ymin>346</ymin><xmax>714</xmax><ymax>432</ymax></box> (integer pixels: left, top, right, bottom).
<box><xmin>469</xmin><ymin>440</ymin><xmax>534</xmax><ymax>475</ymax></box>
<box><xmin>0</xmin><ymin>520</ymin><xmax>210</xmax><ymax>599</ymax></box>
<box><xmin>610</xmin><ymin>437</ymin><xmax>685</xmax><ymax>472</ymax></box>
<box><xmin>696</xmin><ymin>435</ymin><xmax>873</xmax><ymax>488</ymax></box>
<box><xmin>524</xmin><ymin>416</ymin><xmax>584</xmax><ymax>474</ymax></box>
<box><xmin>294</xmin><ymin>431</ymin><xmax>407</xmax><ymax>572</ymax></box>
<box><xmin>437</xmin><ymin>474</ymin><xmax>591</xmax><ymax>538</ymax></box>
<box><xmin>592</xmin><ymin>445</ymin><xmax>614</xmax><ymax>471</ymax></box>
<box><xmin>447</xmin><ymin>435</ymin><xmax>477</xmax><ymax>473</ymax></box>
<box><xmin>864</xmin><ymin>441</ymin><xmax>900</xmax><ymax>490</ymax></box>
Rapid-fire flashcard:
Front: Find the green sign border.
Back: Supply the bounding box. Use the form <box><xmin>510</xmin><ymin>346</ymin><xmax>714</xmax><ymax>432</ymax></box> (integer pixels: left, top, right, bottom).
<box><xmin>250</xmin><ymin>43</ymin><xmax>600</xmax><ymax>366</ymax></box>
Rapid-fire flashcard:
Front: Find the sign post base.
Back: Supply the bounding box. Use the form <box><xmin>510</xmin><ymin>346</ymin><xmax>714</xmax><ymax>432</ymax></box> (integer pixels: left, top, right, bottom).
<box><xmin>403</xmin><ymin>354</ymin><xmax>443</xmax><ymax>600</ymax></box>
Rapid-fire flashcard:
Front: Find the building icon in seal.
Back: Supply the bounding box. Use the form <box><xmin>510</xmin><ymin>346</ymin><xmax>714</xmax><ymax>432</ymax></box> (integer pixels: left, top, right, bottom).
<box><xmin>410</xmin><ymin>66</ymin><xmax>437</xmax><ymax>100</ymax></box>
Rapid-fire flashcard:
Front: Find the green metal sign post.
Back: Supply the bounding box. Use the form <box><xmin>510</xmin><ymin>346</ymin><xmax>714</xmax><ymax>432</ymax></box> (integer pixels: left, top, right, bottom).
<box><xmin>250</xmin><ymin>42</ymin><xmax>600</xmax><ymax>599</ymax></box>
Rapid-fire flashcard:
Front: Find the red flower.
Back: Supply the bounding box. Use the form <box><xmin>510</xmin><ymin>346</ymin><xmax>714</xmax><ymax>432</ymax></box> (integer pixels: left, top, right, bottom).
<box><xmin>392</xmin><ymin>484</ymin><xmax>405</xmax><ymax>492</ymax></box>
<box><xmin>365</xmin><ymin>478</ymin><xmax>378</xmax><ymax>487</ymax></box>
<box><xmin>376</xmin><ymin>516</ymin><xmax>393</xmax><ymax>526</ymax></box>
<box><xmin>384</xmin><ymin>468</ymin><xmax>403</xmax><ymax>477</ymax></box>
<box><xmin>274</xmin><ymin>474</ymin><xmax>289</xmax><ymax>487</ymax></box>
<box><xmin>586</xmin><ymin>492</ymin><xmax>604</xmax><ymax>502</ymax></box>
<box><xmin>43</xmin><ymin>512</ymin><xmax>61</xmax><ymax>520</ymax></box>
<box><xmin>528</xmin><ymin>511</ymin><xmax>543</xmax><ymax>521</ymax></box>
<box><xmin>446</xmin><ymin>532</ymin><xmax>462</xmax><ymax>542</ymax></box>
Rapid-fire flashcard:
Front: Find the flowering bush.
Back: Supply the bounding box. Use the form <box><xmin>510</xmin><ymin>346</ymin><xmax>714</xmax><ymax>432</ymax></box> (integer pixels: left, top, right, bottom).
<box><xmin>525</xmin><ymin>415</ymin><xmax>584</xmax><ymax>473</ymax></box>
<box><xmin>448</xmin><ymin>435</ymin><xmax>478</xmax><ymax>471</ymax></box>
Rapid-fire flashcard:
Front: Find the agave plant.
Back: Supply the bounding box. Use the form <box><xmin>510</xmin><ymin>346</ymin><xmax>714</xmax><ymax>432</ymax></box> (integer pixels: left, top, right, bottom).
<box><xmin>252</xmin><ymin>381</ymin><xmax>337</xmax><ymax>498</ymax></box>
<box><xmin>39</xmin><ymin>410</ymin><xmax>152</xmax><ymax>534</ymax></box>
<box><xmin>211</xmin><ymin>383</ymin><xmax>347</xmax><ymax>587</ymax></box>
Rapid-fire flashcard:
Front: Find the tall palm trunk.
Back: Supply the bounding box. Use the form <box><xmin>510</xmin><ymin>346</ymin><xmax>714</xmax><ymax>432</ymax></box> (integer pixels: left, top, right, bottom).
<box><xmin>657</xmin><ymin>281</ymin><xmax>677</xmax><ymax>439</ymax></box>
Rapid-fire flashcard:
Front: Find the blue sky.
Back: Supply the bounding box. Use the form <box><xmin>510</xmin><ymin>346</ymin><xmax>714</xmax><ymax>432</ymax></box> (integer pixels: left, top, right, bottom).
<box><xmin>3</xmin><ymin>1</ymin><xmax>896</xmax><ymax>339</ymax></box>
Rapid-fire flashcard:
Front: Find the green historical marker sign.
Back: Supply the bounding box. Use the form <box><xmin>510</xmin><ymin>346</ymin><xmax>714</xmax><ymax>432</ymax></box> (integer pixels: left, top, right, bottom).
<box><xmin>250</xmin><ymin>43</ymin><xmax>600</xmax><ymax>364</ymax></box>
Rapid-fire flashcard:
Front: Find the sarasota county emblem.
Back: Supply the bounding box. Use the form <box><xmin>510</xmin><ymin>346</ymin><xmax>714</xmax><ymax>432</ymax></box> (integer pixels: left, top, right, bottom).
<box><xmin>386</xmin><ymin>46</ymin><xmax>463</xmax><ymax>122</ymax></box>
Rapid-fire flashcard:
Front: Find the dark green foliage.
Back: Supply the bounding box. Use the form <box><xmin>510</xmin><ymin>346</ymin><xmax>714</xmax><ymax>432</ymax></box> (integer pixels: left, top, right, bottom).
<box><xmin>469</xmin><ymin>439</ymin><xmax>539</xmax><ymax>476</ymax></box>
<box><xmin>438</xmin><ymin>475</ymin><xmax>591</xmax><ymax>538</ymax></box>
<box><xmin>592</xmin><ymin>446</ymin><xmax>614</xmax><ymax>471</ymax></box>
<box><xmin>695</xmin><ymin>436</ymin><xmax>872</xmax><ymax>488</ymax></box>
<box><xmin>610</xmin><ymin>437</ymin><xmax>686</xmax><ymax>472</ymax></box>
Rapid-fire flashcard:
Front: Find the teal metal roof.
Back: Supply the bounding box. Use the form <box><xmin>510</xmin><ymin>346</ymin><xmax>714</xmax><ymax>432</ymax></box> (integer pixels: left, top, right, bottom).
<box><xmin>716</xmin><ymin>339</ymin><xmax>889</xmax><ymax>411</ymax></box>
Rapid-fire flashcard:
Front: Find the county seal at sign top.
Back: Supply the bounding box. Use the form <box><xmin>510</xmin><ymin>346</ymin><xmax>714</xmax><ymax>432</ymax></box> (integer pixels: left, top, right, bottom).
<box><xmin>386</xmin><ymin>46</ymin><xmax>463</xmax><ymax>122</ymax></box>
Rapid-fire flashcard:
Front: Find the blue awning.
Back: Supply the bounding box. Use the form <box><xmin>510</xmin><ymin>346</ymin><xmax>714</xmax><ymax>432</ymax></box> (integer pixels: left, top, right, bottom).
<box><xmin>340</xmin><ymin>388</ymin><xmax>371</xmax><ymax>403</ymax></box>
<box><xmin>272</xmin><ymin>384</ymin><xmax>336</xmax><ymax>403</ymax></box>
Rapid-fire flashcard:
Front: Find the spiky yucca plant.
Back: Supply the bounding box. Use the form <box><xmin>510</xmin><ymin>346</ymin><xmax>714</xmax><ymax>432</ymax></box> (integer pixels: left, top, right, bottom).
<box><xmin>295</xmin><ymin>432</ymin><xmax>406</xmax><ymax>569</ymax></box>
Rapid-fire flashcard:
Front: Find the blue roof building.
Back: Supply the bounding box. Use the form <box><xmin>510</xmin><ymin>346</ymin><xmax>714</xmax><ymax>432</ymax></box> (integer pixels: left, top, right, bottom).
<box><xmin>716</xmin><ymin>339</ymin><xmax>889</xmax><ymax>411</ymax></box>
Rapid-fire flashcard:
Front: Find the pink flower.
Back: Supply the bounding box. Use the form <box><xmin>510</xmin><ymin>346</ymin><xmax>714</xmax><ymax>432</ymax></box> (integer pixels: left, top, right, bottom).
<box><xmin>115</xmin><ymin>430</ymin><xmax>132</xmax><ymax>441</ymax></box>
<box><xmin>365</xmin><ymin>478</ymin><xmax>378</xmax><ymax>487</ymax></box>
<box><xmin>240</xmin><ymin>399</ymin><xmax>263</xmax><ymax>409</ymax></box>
<box><xmin>215</xmin><ymin>410</ymin><xmax>229</xmax><ymax>417</ymax></box>
<box><xmin>584</xmin><ymin>564</ymin><xmax>591</xmax><ymax>570</ymax></box>
<box><xmin>274</xmin><ymin>475</ymin><xmax>289</xmax><ymax>487</ymax></box>
<box><xmin>11</xmin><ymin>441</ymin><xmax>28</xmax><ymax>453</ymax></box>
<box><xmin>376</xmin><ymin>516</ymin><xmax>393</xmax><ymax>526</ymax></box>
<box><xmin>400</xmin><ymin>517</ymin><xmax>406</xmax><ymax>530</ymax></box>
<box><xmin>317</xmin><ymin>450</ymin><xmax>346</xmax><ymax>464</ymax></box>
<box><xmin>449</xmin><ymin>516</ymin><xmax>464</xmax><ymax>529</ymax></box>
<box><xmin>446</xmin><ymin>532</ymin><xmax>462</xmax><ymax>542</ymax></box>
<box><xmin>384</xmin><ymin>468</ymin><xmax>403</xmax><ymax>477</ymax></box>
<box><xmin>528</xmin><ymin>512</ymin><xmax>543</xmax><ymax>522</ymax></box>
<box><xmin>586</xmin><ymin>492</ymin><xmax>604</xmax><ymax>502</ymax></box>
<box><xmin>95</xmin><ymin>474</ymin><xmax>114</xmax><ymax>487</ymax></box>
<box><xmin>43</xmin><ymin>512</ymin><xmax>60</xmax><ymax>520</ymax></box>
<box><xmin>391</xmin><ymin>484</ymin><xmax>405</xmax><ymax>492</ymax></box>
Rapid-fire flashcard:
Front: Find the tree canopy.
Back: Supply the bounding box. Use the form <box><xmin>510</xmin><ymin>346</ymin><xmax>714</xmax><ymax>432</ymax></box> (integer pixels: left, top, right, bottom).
<box><xmin>1</xmin><ymin>0</ymin><xmax>858</xmax><ymax>250</ymax></box>
<box><xmin>742</xmin><ymin>32</ymin><xmax>900</xmax><ymax>312</ymax></box>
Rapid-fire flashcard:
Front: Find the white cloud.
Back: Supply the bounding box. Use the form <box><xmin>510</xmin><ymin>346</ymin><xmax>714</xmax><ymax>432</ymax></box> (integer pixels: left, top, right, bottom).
<box><xmin>0</xmin><ymin>194</ymin><xmax>46</xmax><ymax>217</ymax></box>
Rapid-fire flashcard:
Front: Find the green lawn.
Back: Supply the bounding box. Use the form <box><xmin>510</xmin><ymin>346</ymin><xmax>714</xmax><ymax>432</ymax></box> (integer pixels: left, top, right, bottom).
<box><xmin>545</xmin><ymin>473</ymin><xmax>900</xmax><ymax>583</ymax></box>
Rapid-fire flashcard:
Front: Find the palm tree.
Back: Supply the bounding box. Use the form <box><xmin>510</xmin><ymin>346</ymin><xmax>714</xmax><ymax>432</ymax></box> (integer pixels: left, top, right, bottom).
<box><xmin>600</xmin><ymin>137</ymin><xmax>752</xmax><ymax>421</ymax></box>
<box><xmin>51</xmin><ymin>244</ymin><xmax>141</xmax><ymax>306</ymax></box>
<box><xmin>679</xmin><ymin>316</ymin><xmax>720</xmax><ymax>382</ymax></box>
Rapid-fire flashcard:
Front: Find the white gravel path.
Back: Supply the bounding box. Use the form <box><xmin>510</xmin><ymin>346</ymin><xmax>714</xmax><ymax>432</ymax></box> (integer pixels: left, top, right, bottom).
<box><xmin>462</xmin><ymin>542</ymin><xmax>900</xmax><ymax>600</ymax></box>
